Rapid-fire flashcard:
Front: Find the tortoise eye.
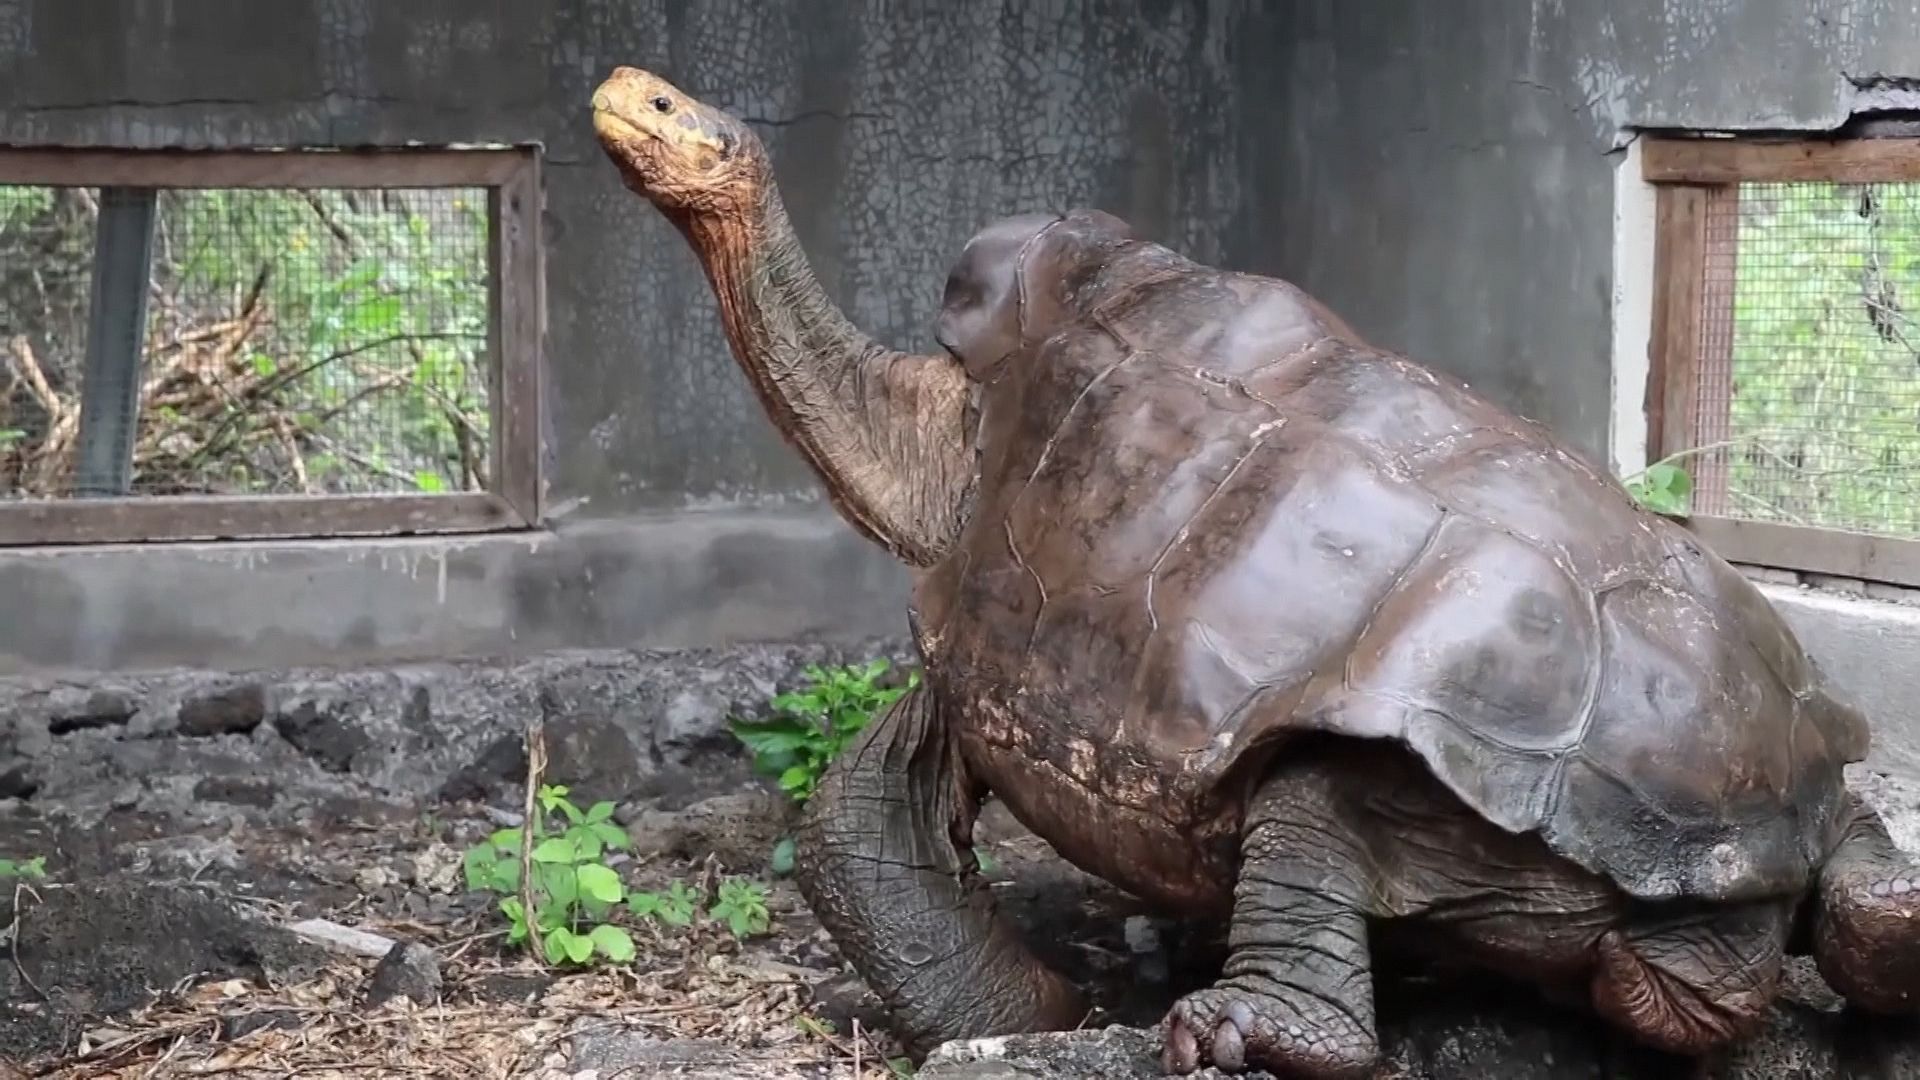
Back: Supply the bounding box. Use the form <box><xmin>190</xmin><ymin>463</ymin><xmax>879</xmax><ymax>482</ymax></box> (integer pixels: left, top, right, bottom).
<box><xmin>650</xmin><ymin>95</ymin><xmax>673</xmax><ymax>114</ymax></box>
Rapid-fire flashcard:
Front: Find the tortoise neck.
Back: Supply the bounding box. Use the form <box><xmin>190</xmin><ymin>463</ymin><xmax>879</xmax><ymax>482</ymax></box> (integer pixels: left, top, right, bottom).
<box><xmin>671</xmin><ymin>187</ymin><xmax>977</xmax><ymax>564</ymax></box>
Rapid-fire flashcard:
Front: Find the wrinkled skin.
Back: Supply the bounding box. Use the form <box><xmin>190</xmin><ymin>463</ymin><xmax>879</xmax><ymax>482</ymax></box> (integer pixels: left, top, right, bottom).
<box><xmin>592</xmin><ymin>69</ymin><xmax>1920</xmax><ymax>1078</ymax></box>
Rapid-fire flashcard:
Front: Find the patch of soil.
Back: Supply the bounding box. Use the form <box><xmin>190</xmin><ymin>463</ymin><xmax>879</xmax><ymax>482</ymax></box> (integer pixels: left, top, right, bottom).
<box><xmin>3</xmin><ymin>725</ymin><xmax>1915</xmax><ymax>1079</ymax></box>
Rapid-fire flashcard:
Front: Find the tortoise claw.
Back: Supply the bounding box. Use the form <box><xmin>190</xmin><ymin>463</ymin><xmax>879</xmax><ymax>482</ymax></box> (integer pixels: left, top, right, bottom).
<box><xmin>1161</xmin><ymin>1017</ymin><xmax>1199</xmax><ymax>1074</ymax></box>
<box><xmin>1162</xmin><ymin>986</ymin><xmax>1375</xmax><ymax>1079</ymax></box>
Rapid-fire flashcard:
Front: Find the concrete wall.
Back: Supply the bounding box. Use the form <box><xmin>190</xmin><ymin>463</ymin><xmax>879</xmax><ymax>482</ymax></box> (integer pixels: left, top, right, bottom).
<box><xmin>0</xmin><ymin>0</ymin><xmax>1256</xmax><ymax>673</ymax></box>
<box><xmin>1243</xmin><ymin>0</ymin><xmax>1920</xmax><ymax>774</ymax></box>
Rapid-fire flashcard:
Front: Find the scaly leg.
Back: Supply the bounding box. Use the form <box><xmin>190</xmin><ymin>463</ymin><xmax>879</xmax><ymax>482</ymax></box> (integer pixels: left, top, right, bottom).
<box><xmin>1162</xmin><ymin>752</ymin><xmax>1383</xmax><ymax>1079</ymax></box>
<box><xmin>1813</xmin><ymin>798</ymin><xmax>1920</xmax><ymax>1015</ymax></box>
<box><xmin>1587</xmin><ymin>900</ymin><xmax>1791</xmax><ymax>1054</ymax></box>
<box><xmin>792</xmin><ymin>685</ymin><xmax>1086</xmax><ymax>1059</ymax></box>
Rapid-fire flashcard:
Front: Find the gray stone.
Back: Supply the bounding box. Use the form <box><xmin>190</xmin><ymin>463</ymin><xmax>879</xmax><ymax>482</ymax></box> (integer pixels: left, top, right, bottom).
<box><xmin>176</xmin><ymin>682</ymin><xmax>267</xmax><ymax>737</ymax></box>
<box><xmin>622</xmin><ymin>790</ymin><xmax>792</xmax><ymax>872</ymax></box>
<box><xmin>0</xmin><ymin>641</ymin><xmax>907</xmax><ymax>827</ymax></box>
<box><xmin>564</xmin><ymin>1032</ymin><xmax>841</xmax><ymax>1078</ymax></box>
<box><xmin>920</xmin><ymin>995</ymin><xmax>1920</xmax><ymax>1079</ymax></box>
<box><xmin>363</xmin><ymin>940</ymin><xmax>443</xmax><ymax>1007</ymax></box>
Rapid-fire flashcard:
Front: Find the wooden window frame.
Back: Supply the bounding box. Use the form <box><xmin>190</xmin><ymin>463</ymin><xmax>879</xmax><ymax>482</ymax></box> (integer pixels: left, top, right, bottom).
<box><xmin>1642</xmin><ymin>134</ymin><xmax>1920</xmax><ymax>587</ymax></box>
<box><xmin>0</xmin><ymin>146</ymin><xmax>544</xmax><ymax>547</ymax></box>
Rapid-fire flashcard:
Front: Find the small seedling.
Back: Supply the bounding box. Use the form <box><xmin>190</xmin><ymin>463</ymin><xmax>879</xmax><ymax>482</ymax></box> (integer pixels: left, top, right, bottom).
<box><xmin>464</xmin><ymin>783</ymin><xmax>637</xmax><ymax>966</ymax></box>
<box><xmin>1623</xmin><ymin>459</ymin><xmax>1693</xmax><ymax>518</ymax></box>
<box><xmin>709</xmin><ymin>878</ymin><xmax>772</xmax><ymax>938</ymax></box>
<box><xmin>730</xmin><ymin>660</ymin><xmax>919</xmax><ymax>805</ymax></box>
<box><xmin>463</xmin><ymin>783</ymin><xmax>778</xmax><ymax>965</ymax></box>
<box><xmin>733</xmin><ymin>660</ymin><xmax>920</xmax><ymax>874</ymax></box>
<box><xmin>0</xmin><ymin>856</ymin><xmax>46</xmax><ymax>881</ymax></box>
<box><xmin>627</xmin><ymin>880</ymin><xmax>698</xmax><ymax>927</ymax></box>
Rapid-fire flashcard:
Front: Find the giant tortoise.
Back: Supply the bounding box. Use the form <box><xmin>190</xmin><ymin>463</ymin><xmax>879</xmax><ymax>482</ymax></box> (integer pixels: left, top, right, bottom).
<box><xmin>590</xmin><ymin>67</ymin><xmax>1920</xmax><ymax>1078</ymax></box>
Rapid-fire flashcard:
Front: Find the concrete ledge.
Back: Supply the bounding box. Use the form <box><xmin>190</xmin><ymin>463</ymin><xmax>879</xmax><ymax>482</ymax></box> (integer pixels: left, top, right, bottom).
<box><xmin>0</xmin><ymin>508</ymin><xmax>909</xmax><ymax>676</ymax></box>
<box><xmin>1760</xmin><ymin>582</ymin><xmax>1920</xmax><ymax>780</ymax></box>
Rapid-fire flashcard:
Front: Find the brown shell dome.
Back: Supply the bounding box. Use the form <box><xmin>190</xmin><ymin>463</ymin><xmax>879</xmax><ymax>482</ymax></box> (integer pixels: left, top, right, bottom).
<box><xmin>915</xmin><ymin>212</ymin><xmax>1870</xmax><ymax>905</ymax></box>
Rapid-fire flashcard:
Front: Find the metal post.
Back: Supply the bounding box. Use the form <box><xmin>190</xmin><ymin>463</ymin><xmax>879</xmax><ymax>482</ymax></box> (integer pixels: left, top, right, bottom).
<box><xmin>72</xmin><ymin>186</ymin><xmax>157</xmax><ymax>498</ymax></box>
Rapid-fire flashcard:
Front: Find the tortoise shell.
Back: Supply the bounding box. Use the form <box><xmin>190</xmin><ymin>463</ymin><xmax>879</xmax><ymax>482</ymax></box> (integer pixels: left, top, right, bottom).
<box><xmin>913</xmin><ymin>211</ymin><xmax>1869</xmax><ymax>907</ymax></box>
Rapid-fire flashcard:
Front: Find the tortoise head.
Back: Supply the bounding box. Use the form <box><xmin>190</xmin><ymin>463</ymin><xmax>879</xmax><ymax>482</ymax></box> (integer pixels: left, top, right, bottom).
<box><xmin>591</xmin><ymin>66</ymin><xmax>769</xmax><ymax>216</ymax></box>
<box><xmin>935</xmin><ymin>208</ymin><xmax>1137</xmax><ymax>382</ymax></box>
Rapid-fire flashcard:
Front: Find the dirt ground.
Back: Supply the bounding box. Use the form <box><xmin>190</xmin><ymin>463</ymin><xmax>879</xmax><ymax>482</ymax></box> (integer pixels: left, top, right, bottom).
<box><xmin>0</xmin><ymin>773</ymin><xmax>1221</xmax><ymax>1079</ymax></box>
<box><xmin>3</xmin><ymin>642</ymin><xmax>1918</xmax><ymax>1080</ymax></box>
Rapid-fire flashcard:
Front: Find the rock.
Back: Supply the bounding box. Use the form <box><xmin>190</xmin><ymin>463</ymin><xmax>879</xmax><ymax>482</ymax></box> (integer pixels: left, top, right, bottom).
<box><xmin>46</xmin><ymin>689</ymin><xmax>135</xmax><ymax>735</ymax></box>
<box><xmin>121</xmin><ymin>834</ymin><xmax>244</xmax><ymax>876</ymax></box>
<box><xmin>541</xmin><ymin>710</ymin><xmax>646</xmax><ymax>805</ymax></box>
<box><xmin>566</xmin><ymin>1031</ymin><xmax>826</xmax><ymax>1078</ymax></box>
<box><xmin>273</xmin><ymin>700</ymin><xmax>374</xmax><ymax>774</ymax></box>
<box><xmin>0</xmin><ymin>879</ymin><xmax>329</xmax><ymax>1062</ymax></box>
<box><xmin>364</xmin><ymin>940</ymin><xmax>442</xmax><ymax>1007</ymax></box>
<box><xmin>287</xmin><ymin>917</ymin><xmax>400</xmax><ymax>959</ymax></box>
<box><xmin>409</xmin><ymin>842</ymin><xmax>463</xmax><ymax>894</ymax></box>
<box><xmin>176</xmin><ymin>682</ymin><xmax>267</xmax><ymax>737</ymax></box>
<box><xmin>192</xmin><ymin>776</ymin><xmax>277</xmax><ymax>808</ymax></box>
<box><xmin>437</xmin><ymin>732</ymin><xmax>527</xmax><ymax>803</ymax></box>
<box><xmin>624</xmin><ymin>790</ymin><xmax>792</xmax><ymax>871</ymax></box>
<box><xmin>0</xmin><ymin>763</ymin><xmax>35</xmax><ymax>800</ymax></box>
<box><xmin>808</xmin><ymin>971</ymin><xmax>893</xmax><ymax>1039</ymax></box>
<box><xmin>922</xmin><ymin>1027</ymin><xmax>1173</xmax><ymax>1079</ymax></box>
<box><xmin>1</xmin><ymin>640</ymin><xmax>910</xmax><ymax>823</ymax></box>
<box><xmin>920</xmin><ymin>978</ymin><xmax>1920</xmax><ymax>1079</ymax></box>
<box><xmin>654</xmin><ymin>684</ymin><xmax>734</xmax><ymax>757</ymax></box>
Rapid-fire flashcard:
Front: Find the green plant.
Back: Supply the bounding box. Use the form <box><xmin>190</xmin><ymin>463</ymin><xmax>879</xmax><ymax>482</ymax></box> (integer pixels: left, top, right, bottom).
<box><xmin>709</xmin><ymin>878</ymin><xmax>772</xmax><ymax>938</ymax></box>
<box><xmin>732</xmin><ymin>660</ymin><xmax>920</xmax><ymax>875</ymax></box>
<box><xmin>464</xmin><ymin>783</ymin><xmax>637</xmax><ymax>966</ymax></box>
<box><xmin>731</xmin><ymin>660</ymin><xmax>919</xmax><ymax>805</ymax></box>
<box><xmin>463</xmin><ymin>784</ymin><xmax>777</xmax><ymax>965</ymax></box>
<box><xmin>627</xmin><ymin>880</ymin><xmax>698</xmax><ymax>927</ymax></box>
<box><xmin>1621</xmin><ymin>457</ymin><xmax>1694</xmax><ymax>517</ymax></box>
<box><xmin>0</xmin><ymin>856</ymin><xmax>46</xmax><ymax>881</ymax></box>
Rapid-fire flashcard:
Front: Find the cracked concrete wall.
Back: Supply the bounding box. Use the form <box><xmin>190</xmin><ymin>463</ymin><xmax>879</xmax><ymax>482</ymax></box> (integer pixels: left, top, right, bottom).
<box><xmin>1236</xmin><ymin>0</ymin><xmax>1920</xmax><ymax>776</ymax></box>
<box><xmin>0</xmin><ymin>0</ymin><xmax>1252</xmax><ymax>672</ymax></box>
<box><xmin>1233</xmin><ymin>0</ymin><xmax>1920</xmax><ymax>461</ymax></box>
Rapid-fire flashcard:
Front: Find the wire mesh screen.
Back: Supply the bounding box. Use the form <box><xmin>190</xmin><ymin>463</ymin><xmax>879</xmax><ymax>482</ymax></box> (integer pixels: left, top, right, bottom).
<box><xmin>0</xmin><ymin>185</ymin><xmax>98</xmax><ymax>497</ymax></box>
<box><xmin>0</xmin><ymin>184</ymin><xmax>493</xmax><ymax>501</ymax></box>
<box><xmin>1689</xmin><ymin>180</ymin><xmax>1920</xmax><ymax>537</ymax></box>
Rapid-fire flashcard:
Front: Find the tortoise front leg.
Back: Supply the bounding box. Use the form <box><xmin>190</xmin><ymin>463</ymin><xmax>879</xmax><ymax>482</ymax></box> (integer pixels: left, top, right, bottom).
<box><xmin>792</xmin><ymin>684</ymin><xmax>1086</xmax><ymax>1059</ymax></box>
<box><xmin>1812</xmin><ymin>798</ymin><xmax>1920</xmax><ymax>1015</ymax></box>
<box><xmin>1163</xmin><ymin>752</ymin><xmax>1382</xmax><ymax>1079</ymax></box>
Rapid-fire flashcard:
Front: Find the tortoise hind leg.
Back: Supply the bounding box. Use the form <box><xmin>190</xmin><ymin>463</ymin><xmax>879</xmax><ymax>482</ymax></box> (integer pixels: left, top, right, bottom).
<box><xmin>1587</xmin><ymin>900</ymin><xmax>1792</xmax><ymax>1054</ymax></box>
<box><xmin>1812</xmin><ymin>799</ymin><xmax>1920</xmax><ymax>1015</ymax></box>
<box><xmin>1162</xmin><ymin>749</ymin><xmax>1383</xmax><ymax>1079</ymax></box>
<box><xmin>791</xmin><ymin>683</ymin><xmax>1086</xmax><ymax>1060</ymax></box>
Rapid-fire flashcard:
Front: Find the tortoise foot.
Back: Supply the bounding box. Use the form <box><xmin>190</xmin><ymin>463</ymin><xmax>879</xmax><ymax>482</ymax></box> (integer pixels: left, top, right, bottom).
<box><xmin>1815</xmin><ymin>808</ymin><xmax>1920</xmax><ymax>1015</ymax></box>
<box><xmin>1160</xmin><ymin>984</ymin><xmax>1376</xmax><ymax>1079</ymax></box>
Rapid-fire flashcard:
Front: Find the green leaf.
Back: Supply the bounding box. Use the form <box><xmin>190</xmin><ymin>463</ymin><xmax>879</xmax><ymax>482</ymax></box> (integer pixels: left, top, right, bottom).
<box><xmin>575</xmin><ymin>863</ymin><xmax>625</xmax><ymax>905</ymax></box>
<box><xmin>1647</xmin><ymin>462</ymin><xmax>1693</xmax><ymax>502</ymax></box>
<box><xmin>584</xmin><ymin>801</ymin><xmax>617</xmax><ymax>825</ymax></box>
<box><xmin>488</xmin><ymin>827</ymin><xmax>523</xmax><ymax>851</ymax></box>
<box><xmin>589</xmin><ymin>822</ymin><xmax>630</xmax><ymax>851</ymax></box>
<box><xmin>563</xmin><ymin>825</ymin><xmax>605</xmax><ymax>862</ymax></box>
<box><xmin>777</xmin><ymin>766</ymin><xmax>812</xmax><ymax>792</ymax></box>
<box><xmin>537</xmin><ymin>862</ymin><xmax>579</xmax><ymax>909</ymax></box>
<box><xmin>733</xmin><ymin>727</ymin><xmax>810</xmax><ymax>755</ymax></box>
<box><xmin>531</xmin><ymin>836</ymin><xmax>578</xmax><ymax>864</ymax></box>
<box><xmin>414</xmin><ymin>471</ymin><xmax>446</xmax><ymax>493</ymax></box>
<box><xmin>589</xmin><ymin>923</ymin><xmax>637</xmax><ymax>963</ymax></box>
<box><xmin>499</xmin><ymin>898</ymin><xmax>529</xmax><ymax>943</ymax></box>
<box><xmin>769</xmin><ymin>836</ymin><xmax>796</xmax><ymax>877</ymax></box>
